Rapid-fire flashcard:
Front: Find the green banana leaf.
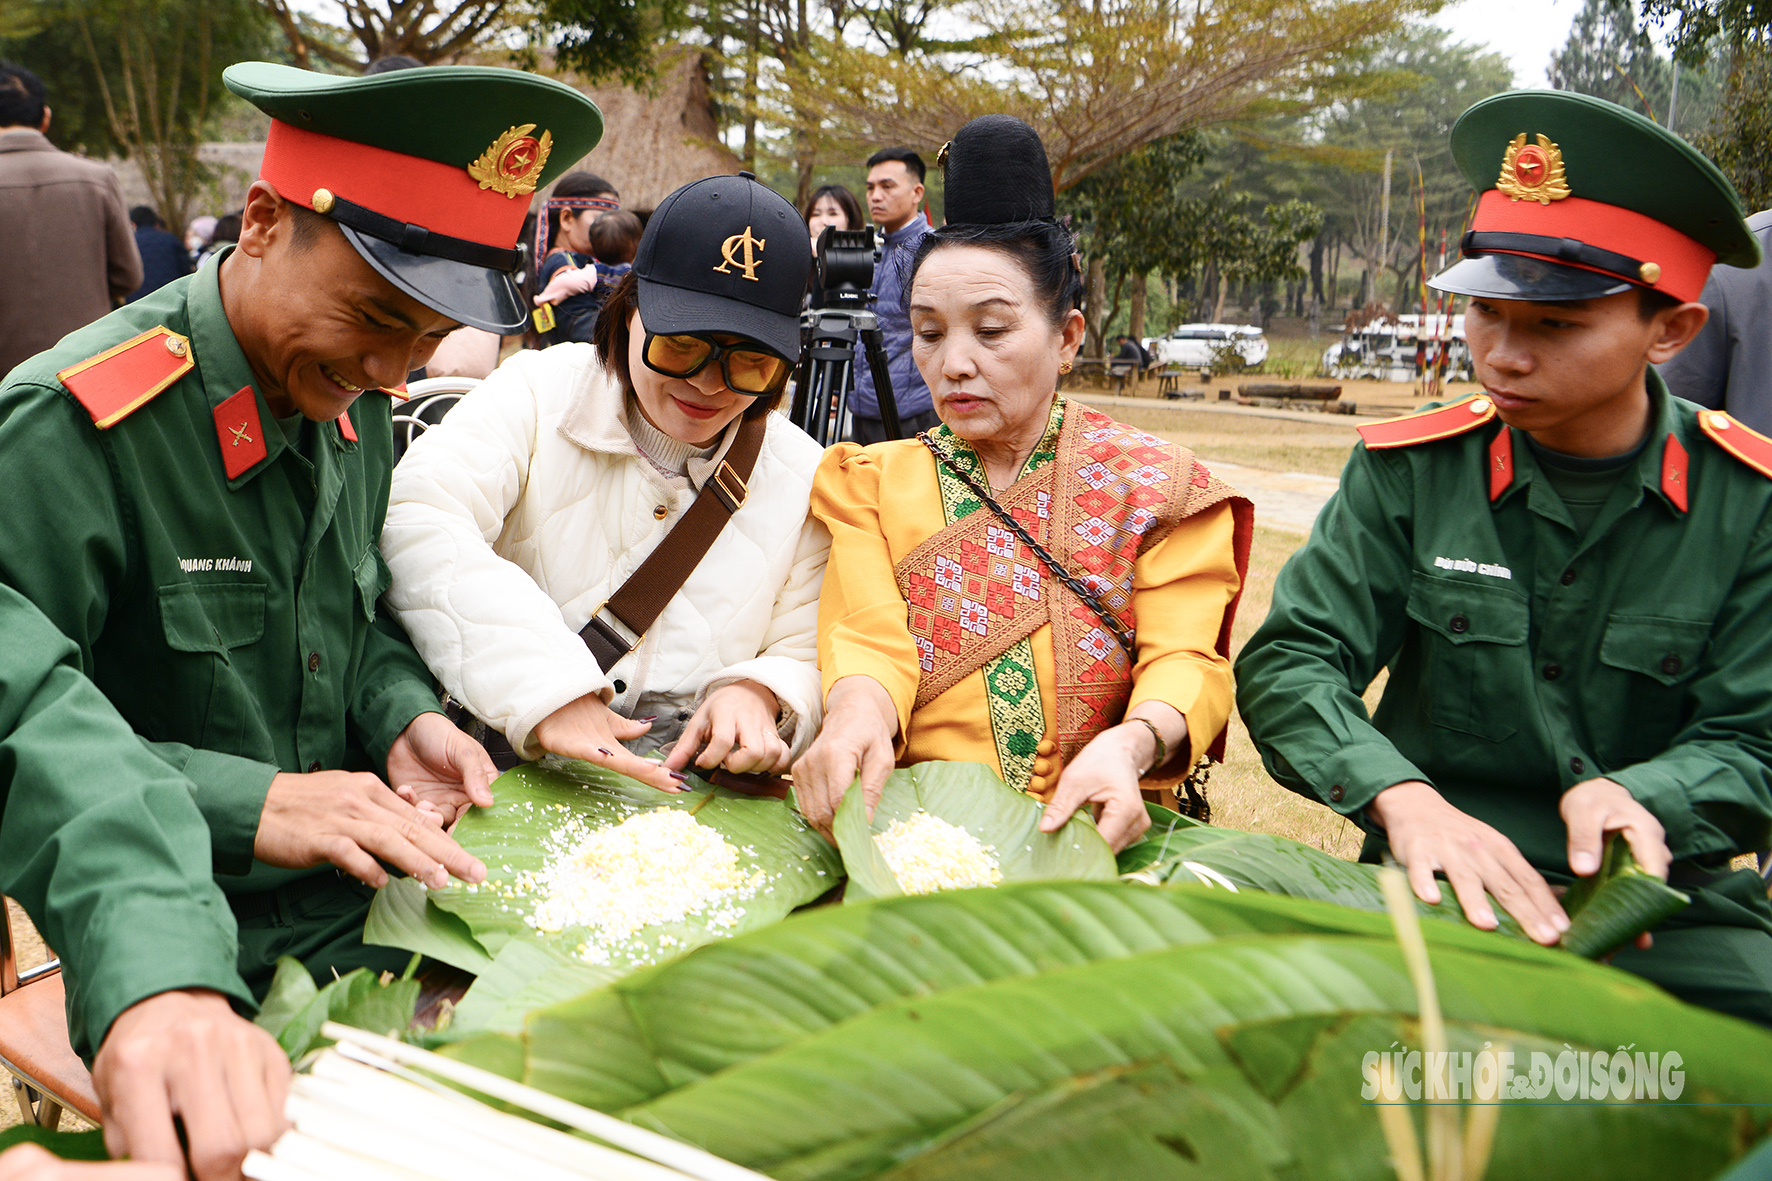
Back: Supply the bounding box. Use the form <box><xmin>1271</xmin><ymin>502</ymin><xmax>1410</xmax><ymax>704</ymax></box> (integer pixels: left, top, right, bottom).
<box><xmin>1114</xmin><ymin>800</ymin><xmax>1208</xmax><ymax>875</ymax></box>
<box><xmin>1561</xmin><ymin>833</ymin><xmax>1691</xmax><ymax>957</ymax></box>
<box><xmin>1116</xmin><ymin>823</ymin><xmax>1531</xmax><ymax>941</ymax></box>
<box><xmin>619</xmin><ymin>932</ymin><xmax>1772</xmax><ymax>1181</ymax></box>
<box><xmin>447</xmin><ymin>937</ymin><xmax>616</xmax><ymax>1036</ymax></box>
<box><xmin>520</xmin><ymin>881</ymin><xmax>1579</xmax><ymax>1112</ymax></box>
<box><xmin>253</xmin><ymin>954</ymin><xmax>422</xmax><ymax>1060</ymax></box>
<box><xmin>833</xmin><ymin>761</ymin><xmax>1115</xmax><ymax>901</ymax></box>
<box><xmin>0</xmin><ymin>1126</ymin><xmax>109</xmax><ymax>1161</ymax></box>
<box><xmin>427</xmin><ymin>757</ymin><xmax>842</xmax><ymax>972</ymax></box>
<box><xmin>364</xmin><ymin>875</ymin><xmax>496</xmax><ymax>975</ymax></box>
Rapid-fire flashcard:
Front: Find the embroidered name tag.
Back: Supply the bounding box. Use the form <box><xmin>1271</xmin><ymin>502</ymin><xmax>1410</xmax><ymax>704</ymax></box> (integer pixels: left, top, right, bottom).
<box><xmin>1433</xmin><ymin>555</ymin><xmax>1512</xmax><ymax>580</ymax></box>
<box><xmin>179</xmin><ymin>556</ymin><xmax>255</xmax><ymax>573</ymax></box>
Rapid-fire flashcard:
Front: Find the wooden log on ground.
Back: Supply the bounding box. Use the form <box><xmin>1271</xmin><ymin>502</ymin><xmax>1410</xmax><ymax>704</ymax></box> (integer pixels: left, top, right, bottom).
<box><xmin>1237</xmin><ymin>382</ymin><xmax>1343</xmax><ymax>400</ymax></box>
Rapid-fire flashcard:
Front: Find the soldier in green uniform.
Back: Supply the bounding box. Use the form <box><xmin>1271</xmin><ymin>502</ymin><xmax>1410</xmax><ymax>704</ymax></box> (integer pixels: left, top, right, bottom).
<box><xmin>0</xmin><ymin>62</ymin><xmax>602</xmax><ymax>1170</ymax></box>
<box><xmin>0</xmin><ymin>582</ymin><xmax>289</xmax><ymax>1177</ymax></box>
<box><xmin>1236</xmin><ymin>90</ymin><xmax>1772</xmax><ymax>1026</ymax></box>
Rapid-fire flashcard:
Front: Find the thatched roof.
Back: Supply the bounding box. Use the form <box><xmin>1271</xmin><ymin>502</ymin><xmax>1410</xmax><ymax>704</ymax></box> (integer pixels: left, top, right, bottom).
<box><xmin>116</xmin><ymin>49</ymin><xmax>739</xmax><ymax>225</ymax></box>
<box><xmin>549</xmin><ymin>49</ymin><xmax>741</xmax><ymax>210</ymax></box>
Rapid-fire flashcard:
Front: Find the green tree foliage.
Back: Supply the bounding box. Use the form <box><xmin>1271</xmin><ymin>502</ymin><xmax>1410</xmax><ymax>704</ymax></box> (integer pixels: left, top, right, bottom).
<box><xmin>2</xmin><ymin>0</ymin><xmax>271</xmax><ymax>225</ymax></box>
<box><xmin>1203</xmin><ymin>23</ymin><xmax>1509</xmax><ymax>315</ymax></box>
<box><xmin>1064</xmin><ymin>134</ymin><xmax>1322</xmax><ymax>334</ymax></box>
<box><xmin>1637</xmin><ymin>0</ymin><xmax>1772</xmax><ymax>208</ymax></box>
<box><xmin>542</xmin><ymin>0</ymin><xmax>687</xmax><ymax>88</ymax></box>
<box><xmin>1697</xmin><ymin>46</ymin><xmax>1772</xmax><ymax>206</ymax></box>
<box><xmin>1550</xmin><ymin>0</ymin><xmax>1720</xmax><ymax>134</ymax></box>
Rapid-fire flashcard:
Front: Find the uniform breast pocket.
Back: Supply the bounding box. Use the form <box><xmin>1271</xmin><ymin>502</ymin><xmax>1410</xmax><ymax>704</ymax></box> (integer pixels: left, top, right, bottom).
<box><xmin>354</xmin><ymin>546</ymin><xmax>393</xmax><ymax>623</ymax></box>
<box><xmin>1405</xmin><ymin>574</ymin><xmax>1530</xmax><ymax>743</ymax></box>
<box><xmin>158</xmin><ymin>580</ymin><xmax>267</xmax><ymax>750</ymax></box>
<box><xmin>1595</xmin><ymin>614</ymin><xmax>1709</xmax><ymax>765</ymax></box>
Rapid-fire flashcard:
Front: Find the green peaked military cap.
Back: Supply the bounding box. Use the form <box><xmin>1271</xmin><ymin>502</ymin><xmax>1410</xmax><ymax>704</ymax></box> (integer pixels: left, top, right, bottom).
<box><xmin>222</xmin><ymin>62</ymin><xmax>604</xmax><ymax>333</ymax></box>
<box><xmin>1432</xmin><ymin>88</ymin><xmax>1760</xmax><ymax>304</ymax></box>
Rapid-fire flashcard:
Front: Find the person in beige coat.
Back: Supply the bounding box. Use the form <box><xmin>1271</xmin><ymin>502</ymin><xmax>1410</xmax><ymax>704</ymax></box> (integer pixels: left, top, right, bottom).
<box><xmin>383</xmin><ymin>174</ymin><xmax>828</xmax><ymax>793</ymax></box>
<box><xmin>0</xmin><ymin>62</ymin><xmax>141</xmax><ymax>378</ymax></box>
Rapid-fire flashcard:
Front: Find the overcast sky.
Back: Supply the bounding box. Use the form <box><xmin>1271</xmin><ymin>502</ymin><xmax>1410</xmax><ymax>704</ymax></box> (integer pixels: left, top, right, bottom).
<box><xmin>1435</xmin><ymin>0</ymin><xmax>1581</xmax><ymax>87</ymax></box>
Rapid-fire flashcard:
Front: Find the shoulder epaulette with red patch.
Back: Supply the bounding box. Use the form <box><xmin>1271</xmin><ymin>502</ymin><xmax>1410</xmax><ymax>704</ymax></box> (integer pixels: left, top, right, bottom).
<box><xmin>54</xmin><ymin>326</ymin><xmax>192</xmax><ymax>429</ymax></box>
<box><xmin>1357</xmin><ymin>394</ymin><xmax>1497</xmax><ymax>450</ymax></box>
<box><xmin>1697</xmin><ymin>409</ymin><xmax>1772</xmax><ymax>480</ymax></box>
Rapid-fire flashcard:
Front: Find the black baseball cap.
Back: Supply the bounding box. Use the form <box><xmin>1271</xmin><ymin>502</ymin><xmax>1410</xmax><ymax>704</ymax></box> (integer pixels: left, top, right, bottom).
<box><xmin>632</xmin><ymin>172</ymin><xmax>810</xmax><ymax>361</ymax></box>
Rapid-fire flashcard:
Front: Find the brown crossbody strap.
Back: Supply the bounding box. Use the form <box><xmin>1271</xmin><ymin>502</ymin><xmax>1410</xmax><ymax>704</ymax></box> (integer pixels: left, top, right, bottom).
<box><xmin>579</xmin><ymin>411</ymin><xmax>767</xmax><ymax>672</ymax></box>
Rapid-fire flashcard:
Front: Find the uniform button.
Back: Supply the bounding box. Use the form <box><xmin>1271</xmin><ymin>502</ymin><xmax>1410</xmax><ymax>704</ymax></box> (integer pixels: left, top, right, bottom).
<box><xmin>677</xmin><ymin>710</ymin><xmax>692</xmax><ymax>721</ymax></box>
<box><xmin>1448</xmin><ymin>615</ymin><xmax>1469</xmax><ymax>634</ymax></box>
<box><xmin>307</xmin><ymin>760</ymin><xmax>321</xmax><ymax>773</ymax></box>
<box><xmin>1027</xmin><ymin>775</ymin><xmax>1047</xmax><ymax>794</ymax></box>
<box><xmin>613</xmin><ymin>679</ymin><xmax>627</xmax><ymax>694</ymax></box>
<box><xmin>653</xmin><ymin>505</ymin><xmax>668</xmax><ymax>520</ymax></box>
<box><xmin>1542</xmin><ymin>663</ymin><xmax>1562</xmax><ymax>680</ymax></box>
<box><xmin>1032</xmin><ymin>757</ymin><xmax>1052</xmax><ymax>776</ymax></box>
<box><xmin>1560</xmin><ymin>568</ymin><xmax>1577</xmax><ymax>586</ymax></box>
<box><xmin>307</xmin><ymin>652</ymin><xmax>322</xmax><ymax>673</ymax></box>
<box><xmin>1036</xmin><ymin>736</ymin><xmax>1056</xmax><ymax>756</ymax></box>
<box><xmin>1329</xmin><ymin>784</ymin><xmax>1345</xmax><ymax>802</ymax></box>
<box><xmin>1661</xmin><ymin>654</ymin><xmax>1683</xmax><ymax>676</ymax></box>
<box><xmin>1569</xmin><ymin>756</ymin><xmax>1586</xmax><ymax>776</ymax></box>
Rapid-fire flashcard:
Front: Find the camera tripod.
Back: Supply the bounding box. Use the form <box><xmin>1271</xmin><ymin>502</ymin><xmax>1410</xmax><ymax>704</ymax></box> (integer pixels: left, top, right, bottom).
<box><xmin>787</xmin><ymin>228</ymin><xmax>902</xmax><ymax>447</ymax></box>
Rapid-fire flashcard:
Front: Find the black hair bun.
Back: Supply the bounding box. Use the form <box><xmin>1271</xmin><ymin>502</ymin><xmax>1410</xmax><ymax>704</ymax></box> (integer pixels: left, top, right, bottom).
<box><xmin>941</xmin><ymin>114</ymin><xmax>1055</xmax><ymax>225</ymax></box>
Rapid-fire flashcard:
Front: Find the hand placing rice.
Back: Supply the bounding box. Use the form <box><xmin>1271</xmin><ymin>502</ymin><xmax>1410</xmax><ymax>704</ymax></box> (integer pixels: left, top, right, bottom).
<box><xmin>875</xmin><ymin>810</ymin><xmax>1003</xmax><ymax>894</ymax></box>
<box><xmin>527</xmin><ymin>807</ymin><xmax>765</xmax><ymax>944</ymax></box>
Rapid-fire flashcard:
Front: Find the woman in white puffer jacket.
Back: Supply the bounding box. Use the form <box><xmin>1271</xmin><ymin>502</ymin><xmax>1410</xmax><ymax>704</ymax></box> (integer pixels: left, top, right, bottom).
<box><xmin>381</xmin><ymin>174</ymin><xmax>827</xmax><ymax>793</ymax></box>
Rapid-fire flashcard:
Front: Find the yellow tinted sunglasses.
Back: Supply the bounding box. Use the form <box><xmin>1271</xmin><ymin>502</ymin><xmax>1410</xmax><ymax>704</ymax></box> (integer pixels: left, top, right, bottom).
<box><xmin>641</xmin><ymin>331</ymin><xmax>792</xmax><ymax>396</ymax></box>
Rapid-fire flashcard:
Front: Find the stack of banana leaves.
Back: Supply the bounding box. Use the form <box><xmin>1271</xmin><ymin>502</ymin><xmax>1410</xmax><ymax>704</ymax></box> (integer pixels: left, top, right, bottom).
<box><xmin>312</xmin><ymin>757</ymin><xmax>1772</xmax><ymax>1180</ymax></box>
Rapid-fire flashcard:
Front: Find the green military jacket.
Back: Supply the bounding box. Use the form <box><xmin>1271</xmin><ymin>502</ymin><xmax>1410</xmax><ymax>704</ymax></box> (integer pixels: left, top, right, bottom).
<box><xmin>0</xmin><ymin>260</ymin><xmax>443</xmax><ymax>975</ymax></box>
<box><xmin>1236</xmin><ymin>377</ymin><xmax>1772</xmax><ymax>889</ymax></box>
<box><xmin>0</xmin><ymin>582</ymin><xmax>251</xmax><ymax>1059</ymax></box>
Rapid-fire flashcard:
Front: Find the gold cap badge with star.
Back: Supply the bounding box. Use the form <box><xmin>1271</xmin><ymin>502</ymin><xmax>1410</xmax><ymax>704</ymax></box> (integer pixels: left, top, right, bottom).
<box><xmin>468</xmin><ymin>124</ymin><xmax>553</xmax><ymax>197</ymax></box>
<box><xmin>1497</xmin><ymin>133</ymin><xmax>1571</xmax><ymax>204</ymax></box>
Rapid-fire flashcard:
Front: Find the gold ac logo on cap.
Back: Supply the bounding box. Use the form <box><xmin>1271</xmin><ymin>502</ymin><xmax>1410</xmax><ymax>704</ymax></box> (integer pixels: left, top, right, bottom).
<box><xmin>714</xmin><ymin>226</ymin><xmax>766</xmax><ymax>282</ymax></box>
<box><xmin>1497</xmin><ymin>133</ymin><xmax>1571</xmax><ymax>204</ymax></box>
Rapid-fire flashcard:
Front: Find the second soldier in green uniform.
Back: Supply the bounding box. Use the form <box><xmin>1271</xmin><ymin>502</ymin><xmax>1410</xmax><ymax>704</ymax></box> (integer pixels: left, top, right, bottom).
<box><xmin>1237</xmin><ymin>90</ymin><xmax>1772</xmax><ymax>1025</ymax></box>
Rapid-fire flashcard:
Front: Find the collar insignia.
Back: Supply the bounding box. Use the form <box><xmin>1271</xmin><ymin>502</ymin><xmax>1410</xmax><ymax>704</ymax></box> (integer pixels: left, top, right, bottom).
<box><xmin>468</xmin><ymin>124</ymin><xmax>552</xmax><ymax>198</ymax></box>
<box><xmin>214</xmin><ymin>387</ymin><xmax>267</xmax><ymax>480</ymax></box>
<box><xmin>1497</xmin><ymin>133</ymin><xmax>1572</xmax><ymax>205</ymax></box>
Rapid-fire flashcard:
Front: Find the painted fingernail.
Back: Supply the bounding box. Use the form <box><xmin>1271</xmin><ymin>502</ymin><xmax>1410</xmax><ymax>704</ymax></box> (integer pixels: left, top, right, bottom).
<box><xmin>636</xmin><ymin>715</ymin><xmax>658</xmax><ymax>723</ymax></box>
<box><xmin>598</xmin><ymin>747</ymin><xmax>615</xmax><ymax>757</ymax></box>
<box><xmin>668</xmin><ymin>770</ymin><xmax>689</xmax><ymax>782</ymax></box>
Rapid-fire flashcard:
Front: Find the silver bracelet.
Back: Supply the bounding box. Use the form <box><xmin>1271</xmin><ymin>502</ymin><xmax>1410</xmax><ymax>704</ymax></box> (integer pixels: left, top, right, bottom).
<box><xmin>1126</xmin><ymin>717</ymin><xmax>1166</xmax><ymax>777</ymax></box>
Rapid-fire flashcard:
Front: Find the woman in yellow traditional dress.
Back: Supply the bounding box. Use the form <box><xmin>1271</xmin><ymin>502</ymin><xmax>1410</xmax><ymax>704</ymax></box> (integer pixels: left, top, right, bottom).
<box><xmin>794</xmin><ymin>115</ymin><xmax>1253</xmax><ymax>850</ymax></box>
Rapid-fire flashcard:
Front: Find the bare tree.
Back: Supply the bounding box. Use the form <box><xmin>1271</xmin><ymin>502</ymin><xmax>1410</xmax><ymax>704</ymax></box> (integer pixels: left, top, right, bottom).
<box><xmin>805</xmin><ymin>0</ymin><xmax>1431</xmax><ymax>193</ymax></box>
<box><xmin>259</xmin><ymin>0</ymin><xmax>517</xmax><ymax>69</ymax></box>
<box><xmin>66</xmin><ymin>0</ymin><xmax>263</xmax><ymax>230</ymax></box>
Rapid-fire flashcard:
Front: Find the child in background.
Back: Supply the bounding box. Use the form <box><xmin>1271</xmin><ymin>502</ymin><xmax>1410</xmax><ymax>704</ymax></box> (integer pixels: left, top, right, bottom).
<box><xmin>534</xmin><ymin>173</ymin><xmax>621</xmax><ymax>345</ymax></box>
<box><xmin>583</xmin><ymin>210</ymin><xmax>642</xmax><ymax>332</ymax></box>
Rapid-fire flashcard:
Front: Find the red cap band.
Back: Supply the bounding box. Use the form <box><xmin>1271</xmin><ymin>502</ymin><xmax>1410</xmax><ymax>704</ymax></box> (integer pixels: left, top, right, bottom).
<box><xmin>259</xmin><ymin>120</ymin><xmax>526</xmax><ymax>249</ymax></box>
<box><xmin>1471</xmin><ymin>189</ymin><xmax>1715</xmax><ymax>302</ymax></box>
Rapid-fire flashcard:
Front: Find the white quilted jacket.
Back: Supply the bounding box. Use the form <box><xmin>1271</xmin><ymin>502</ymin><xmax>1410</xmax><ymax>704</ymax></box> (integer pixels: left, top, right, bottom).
<box><xmin>381</xmin><ymin>344</ymin><xmax>831</xmax><ymax>762</ymax></box>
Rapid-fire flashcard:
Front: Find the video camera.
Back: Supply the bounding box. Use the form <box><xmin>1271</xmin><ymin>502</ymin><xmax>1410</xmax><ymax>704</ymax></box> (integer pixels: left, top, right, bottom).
<box><xmin>788</xmin><ymin>227</ymin><xmax>901</xmax><ymax>446</ymax></box>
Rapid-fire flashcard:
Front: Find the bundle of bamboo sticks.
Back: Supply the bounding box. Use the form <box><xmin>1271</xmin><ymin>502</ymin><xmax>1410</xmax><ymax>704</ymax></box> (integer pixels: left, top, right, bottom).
<box><xmin>243</xmin><ymin>1024</ymin><xmax>768</xmax><ymax>1181</ymax></box>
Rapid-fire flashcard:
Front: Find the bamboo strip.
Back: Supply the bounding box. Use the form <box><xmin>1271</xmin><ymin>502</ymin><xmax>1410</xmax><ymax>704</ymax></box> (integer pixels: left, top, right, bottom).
<box><xmin>320</xmin><ymin>1023</ymin><xmax>773</xmax><ymax>1181</ymax></box>
<box><xmin>1378</xmin><ymin>867</ymin><xmax>1460</xmax><ymax>1181</ymax></box>
<box><xmin>301</xmin><ymin>1052</ymin><xmax>691</xmax><ymax>1181</ymax></box>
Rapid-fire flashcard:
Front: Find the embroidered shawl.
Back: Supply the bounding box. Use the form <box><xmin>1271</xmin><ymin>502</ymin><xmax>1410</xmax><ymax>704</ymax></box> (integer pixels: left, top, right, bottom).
<box><xmin>894</xmin><ymin>401</ymin><xmax>1253</xmax><ymax>785</ymax></box>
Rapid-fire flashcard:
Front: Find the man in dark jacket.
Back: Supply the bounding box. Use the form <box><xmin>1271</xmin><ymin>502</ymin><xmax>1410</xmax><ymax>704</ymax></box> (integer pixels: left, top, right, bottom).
<box><xmin>127</xmin><ymin>205</ymin><xmax>193</xmax><ymax>301</ymax></box>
